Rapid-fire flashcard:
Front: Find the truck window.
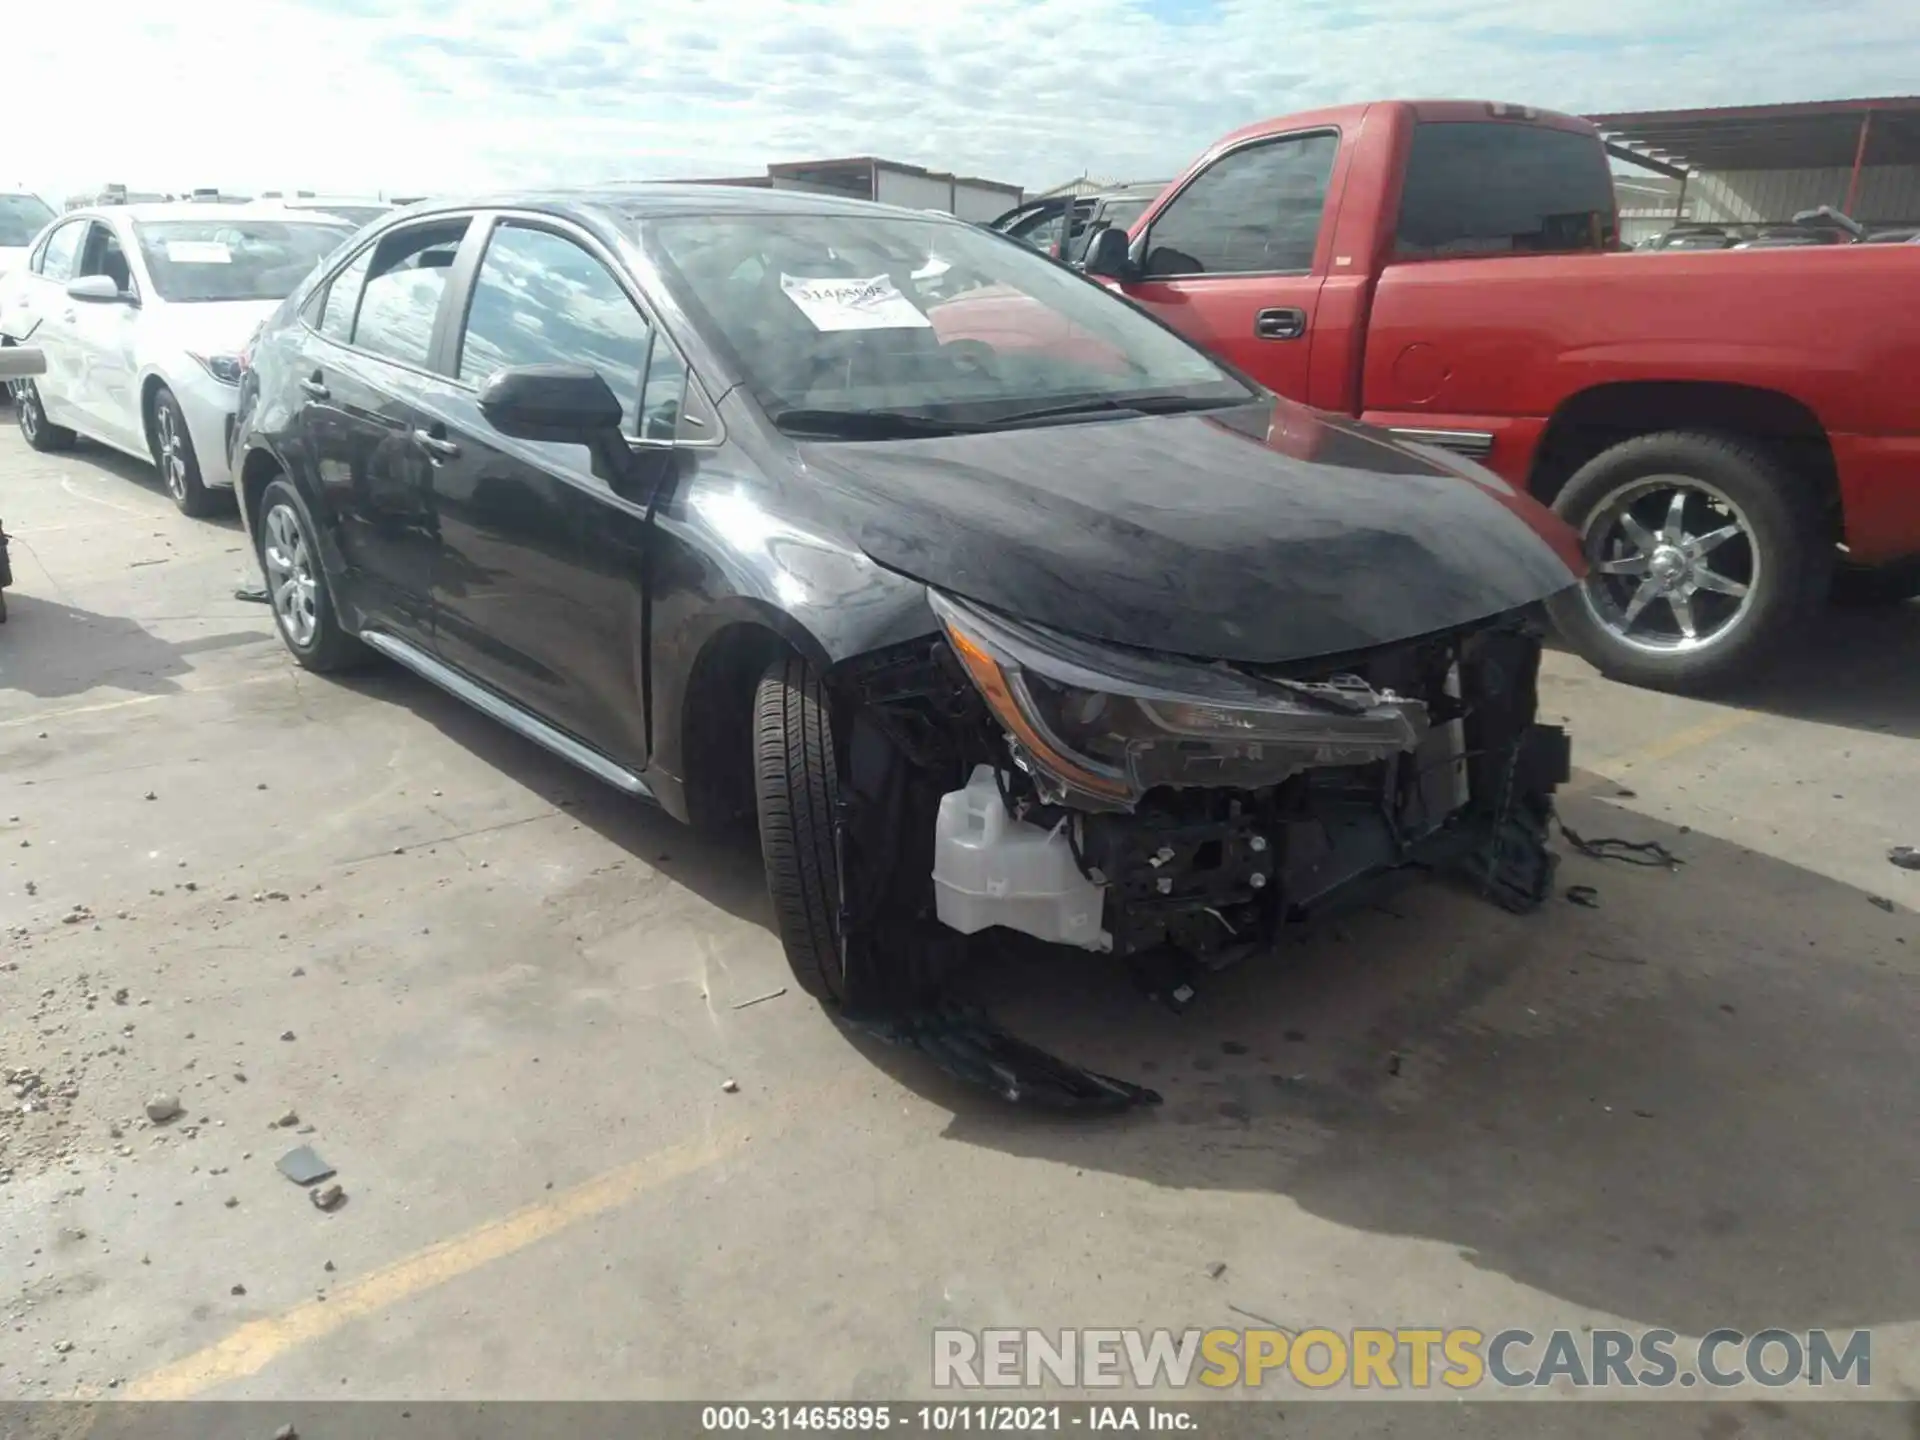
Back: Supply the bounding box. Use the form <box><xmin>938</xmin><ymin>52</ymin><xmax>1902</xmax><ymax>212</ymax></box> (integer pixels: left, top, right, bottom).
<box><xmin>1396</xmin><ymin>122</ymin><xmax>1617</xmax><ymax>257</ymax></box>
<box><xmin>1141</xmin><ymin>132</ymin><xmax>1339</xmax><ymax>279</ymax></box>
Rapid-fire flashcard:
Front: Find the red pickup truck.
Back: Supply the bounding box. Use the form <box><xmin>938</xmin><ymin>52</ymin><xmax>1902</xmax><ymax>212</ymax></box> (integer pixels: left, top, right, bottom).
<box><xmin>1082</xmin><ymin>99</ymin><xmax>1920</xmax><ymax>692</ymax></box>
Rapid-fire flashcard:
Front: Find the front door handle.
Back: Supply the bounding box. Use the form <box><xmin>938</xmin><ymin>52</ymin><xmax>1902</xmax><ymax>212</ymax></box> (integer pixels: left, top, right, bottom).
<box><xmin>299</xmin><ymin>373</ymin><xmax>330</xmax><ymax>400</ymax></box>
<box><xmin>413</xmin><ymin>429</ymin><xmax>461</xmax><ymax>460</ymax></box>
<box><xmin>1254</xmin><ymin>307</ymin><xmax>1307</xmax><ymax>340</ymax></box>
<box><xmin>60</xmin><ymin>310</ymin><xmax>76</xmax><ymax>324</ymax></box>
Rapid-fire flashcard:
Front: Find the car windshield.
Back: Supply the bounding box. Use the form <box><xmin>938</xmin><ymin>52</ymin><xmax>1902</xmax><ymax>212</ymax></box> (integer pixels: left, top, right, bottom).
<box><xmin>648</xmin><ymin>212</ymin><xmax>1250</xmax><ymax>433</ymax></box>
<box><xmin>133</xmin><ymin>218</ymin><xmax>353</xmax><ymax>302</ymax></box>
<box><xmin>0</xmin><ymin>194</ymin><xmax>55</xmax><ymax>247</ymax></box>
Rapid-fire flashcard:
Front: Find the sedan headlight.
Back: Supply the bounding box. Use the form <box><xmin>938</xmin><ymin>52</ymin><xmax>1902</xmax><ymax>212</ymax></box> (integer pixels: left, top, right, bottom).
<box><xmin>188</xmin><ymin>352</ymin><xmax>244</xmax><ymax>386</ymax></box>
<box><xmin>929</xmin><ymin>590</ymin><xmax>1428</xmax><ymax>811</ymax></box>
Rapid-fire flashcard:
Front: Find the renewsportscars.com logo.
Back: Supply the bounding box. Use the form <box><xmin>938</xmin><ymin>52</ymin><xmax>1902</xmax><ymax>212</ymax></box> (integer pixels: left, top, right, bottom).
<box><xmin>931</xmin><ymin>1327</ymin><xmax>1874</xmax><ymax>1392</ymax></box>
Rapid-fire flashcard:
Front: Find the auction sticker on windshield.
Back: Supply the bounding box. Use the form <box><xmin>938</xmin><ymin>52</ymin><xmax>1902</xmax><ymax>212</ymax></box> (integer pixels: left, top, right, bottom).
<box><xmin>781</xmin><ymin>273</ymin><xmax>931</xmax><ymax>330</ymax></box>
<box><xmin>165</xmin><ymin>241</ymin><xmax>233</xmax><ymax>264</ymax></box>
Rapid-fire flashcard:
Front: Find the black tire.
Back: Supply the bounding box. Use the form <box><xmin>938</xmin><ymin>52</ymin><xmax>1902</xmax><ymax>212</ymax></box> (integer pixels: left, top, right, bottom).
<box><xmin>1544</xmin><ymin>431</ymin><xmax>1830</xmax><ymax>693</ymax></box>
<box><xmin>256</xmin><ymin>478</ymin><xmax>366</xmax><ymax>672</ymax></box>
<box><xmin>150</xmin><ymin>385</ymin><xmax>222</xmax><ymax>517</ymax></box>
<box><xmin>14</xmin><ymin>380</ymin><xmax>76</xmax><ymax>452</ymax></box>
<box><xmin>753</xmin><ymin>653</ymin><xmax>846</xmax><ymax>1004</ymax></box>
<box><xmin>1831</xmin><ymin>556</ymin><xmax>1920</xmax><ymax>607</ymax></box>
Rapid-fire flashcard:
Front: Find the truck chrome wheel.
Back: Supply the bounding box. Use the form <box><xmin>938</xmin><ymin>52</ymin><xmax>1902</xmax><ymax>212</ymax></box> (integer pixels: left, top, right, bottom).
<box><xmin>1577</xmin><ymin>475</ymin><xmax>1758</xmax><ymax>654</ymax></box>
<box><xmin>262</xmin><ymin>501</ymin><xmax>320</xmax><ymax>649</ymax></box>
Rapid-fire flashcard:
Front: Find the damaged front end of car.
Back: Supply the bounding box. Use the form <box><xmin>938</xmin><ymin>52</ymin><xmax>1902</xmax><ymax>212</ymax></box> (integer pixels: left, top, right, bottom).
<box><xmin>821</xmin><ymin>588</ymin><xmax>1570</xmax><ymax>1106</ymax></box>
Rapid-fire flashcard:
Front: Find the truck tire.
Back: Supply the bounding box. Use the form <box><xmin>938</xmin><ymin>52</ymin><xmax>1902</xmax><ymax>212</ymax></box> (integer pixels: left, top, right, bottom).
<box><xmin>754</xmin><ymin>653</ymin><xmax>846</xmax><ymax>1004</ymax></box>
<box><xmin>1544</xmin><ymin>431</ymin><xmax>1829</xmax><ymax>693</ymax></box>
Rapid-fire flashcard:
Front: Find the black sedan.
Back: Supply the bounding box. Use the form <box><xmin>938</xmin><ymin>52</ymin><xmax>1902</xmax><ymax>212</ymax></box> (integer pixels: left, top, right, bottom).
<box><xmin>232</xmin><ymin>186</ymin><xmax>1583</xmax><ymax>1028</ymax></box>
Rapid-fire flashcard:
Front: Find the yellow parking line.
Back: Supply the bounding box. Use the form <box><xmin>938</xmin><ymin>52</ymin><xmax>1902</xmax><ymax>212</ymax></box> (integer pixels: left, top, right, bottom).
<box><xmin>1566</xmin><ymin>709</ymin><xmax>1758</xmax><ymax>795</ymax></box>
<box><xmin>124</xmin><ymin>1124</ymin><xmax>748</xmax><ymax>1399</ymax></box>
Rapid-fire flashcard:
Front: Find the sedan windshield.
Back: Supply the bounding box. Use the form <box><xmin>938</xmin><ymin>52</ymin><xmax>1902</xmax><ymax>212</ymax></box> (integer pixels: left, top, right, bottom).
<box><xmin>134</xmin><ymin>219</ymin><xmax>353</xmax><ymax>302</ymax></box>
<box><xmin>648</xmin><ymin>212</ymin><xmax>1250</xmax><ymax>433</ymax></box>
<box><xmin>0</xmin><ymin>194</ymin><xmax>55</xmax><ymax>247</ymax></box>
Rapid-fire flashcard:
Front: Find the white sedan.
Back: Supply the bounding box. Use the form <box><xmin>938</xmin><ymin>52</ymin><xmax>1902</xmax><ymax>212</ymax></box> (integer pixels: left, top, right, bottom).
<box><xmin>0</xmin><ymin>202</ymin><xmax>352</xmax><ymax>515</ymax></box>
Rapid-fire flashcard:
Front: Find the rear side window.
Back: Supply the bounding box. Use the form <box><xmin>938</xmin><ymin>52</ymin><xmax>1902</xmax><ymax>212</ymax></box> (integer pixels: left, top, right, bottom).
<box><xmin>1397</xmin><ymin>123</ymin><xmax>1618</xmax><ymax>257</ymax></box>
<box><xmin>316</xmin><ymin>248</ymin><xmax>373</xmax><ymax>343</ymax></box>
<box><xmin>1142</xmin><ymin>133</ymin><xmax>1339</xmax><ymax>278</ymax></box>
<box><xmin>351</xmin><ymin>220</ymin><xmax>469</xmax><ymax>368</ymax></box>
<box><xmin>36</xmin><ymin>220</ymin><xmax>86</xmax><ymax>282</ymax></box>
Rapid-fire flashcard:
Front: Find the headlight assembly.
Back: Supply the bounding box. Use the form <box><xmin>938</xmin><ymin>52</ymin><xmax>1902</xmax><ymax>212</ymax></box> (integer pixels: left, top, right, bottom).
<box><xmin>928</xmin><ymin>590</ymin><xmax>1429</xmax><ymax>810</ymax></box>
<box><xmin>188</xmin><ymin>352</ymin><xmax>244</xmax><ymax>386</ymax></box>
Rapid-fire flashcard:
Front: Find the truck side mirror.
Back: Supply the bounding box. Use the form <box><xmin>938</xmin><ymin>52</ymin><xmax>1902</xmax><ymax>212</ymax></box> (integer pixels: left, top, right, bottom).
<box><xmin>1080</xmin><ymin>226</ymin><xmax>1133</xmax><ymax>280</ymax></box>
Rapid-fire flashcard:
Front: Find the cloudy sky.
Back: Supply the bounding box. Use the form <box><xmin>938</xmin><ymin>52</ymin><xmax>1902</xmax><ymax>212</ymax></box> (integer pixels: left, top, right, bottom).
<box><xmin>9</xmin><ymin>0</ymin><xmax>1915</xmax><ymax>202</ymax></box>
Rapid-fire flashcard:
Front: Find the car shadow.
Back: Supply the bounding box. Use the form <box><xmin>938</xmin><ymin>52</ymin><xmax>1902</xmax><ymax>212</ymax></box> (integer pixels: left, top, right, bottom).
<box><xmin>0</xmin><ymin>592</ymin><xmax>266</xmax><ymax>700</ymax></box>
<box><xmin>321</xmin><ymin>661</ymin><xmax>1920</xmax><ymax>1342</ymax></box>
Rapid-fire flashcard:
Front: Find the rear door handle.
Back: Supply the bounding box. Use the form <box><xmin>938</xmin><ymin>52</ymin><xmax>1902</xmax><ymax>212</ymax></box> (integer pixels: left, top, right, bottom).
<box><xmin>299</xmin><ymin>374</ymin><xmax>330</xmax><ymax>399</ymax></box>
<box><xmin>413</xmin><ymin>429</ymin><xmax>460</xmax><ymax>460</ymax></box>
<box><xmin>1254</xmin><ymin>307</ymin><xmax>1307</xmax><ymax>340</ymax></box>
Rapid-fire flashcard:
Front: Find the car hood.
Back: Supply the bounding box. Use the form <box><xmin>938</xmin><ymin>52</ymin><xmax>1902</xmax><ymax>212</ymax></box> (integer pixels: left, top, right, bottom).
<box><xmin>146</xmin><ymin>298</ymin><xmax>281</xmax><ymax>356</ymax></box>
<box><xmin>797</xmin><ymin>397</ymin><xmax>1583</xmax><ymax>665</ymax></box>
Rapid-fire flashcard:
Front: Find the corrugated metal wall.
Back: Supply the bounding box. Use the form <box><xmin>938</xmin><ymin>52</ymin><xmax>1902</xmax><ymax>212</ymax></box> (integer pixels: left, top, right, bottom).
<box><xmin>1688</xmin><ymin>165</ymin><xmax>1920</xmax><ymax>225</ymax></box>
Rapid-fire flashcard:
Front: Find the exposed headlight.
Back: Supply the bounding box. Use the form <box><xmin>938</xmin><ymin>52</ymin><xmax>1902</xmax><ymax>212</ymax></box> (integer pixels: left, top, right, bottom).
<box><xmin>188</xmin><ymin>352</ymin><xmax>244</xmax><ymax>386</ymax></box>
<box><xmin>928</xmin><ymin>590</ymin><xmax>1428</xmax><ymax>811</ymax></box>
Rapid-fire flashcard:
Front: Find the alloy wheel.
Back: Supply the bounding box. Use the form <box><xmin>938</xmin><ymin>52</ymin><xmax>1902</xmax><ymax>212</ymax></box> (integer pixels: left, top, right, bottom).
<box><xmin>155</xmin><ymin>403</ymin><xmax>188</xmax><ymax>501</ymax></box>
<box><xmin>16</xmin><ymin>382</ymin><xmax>40</xmax><ymax>443</ymax></box>
<box><xmin>262</xmin><ymin>502</ymin><xmax>320</xmax><ymax>649</ymax></box>
<box><xmin>1577</xmin><ymin>474</ymin><xmax>1759</xmax><ymax>655</ymax></box>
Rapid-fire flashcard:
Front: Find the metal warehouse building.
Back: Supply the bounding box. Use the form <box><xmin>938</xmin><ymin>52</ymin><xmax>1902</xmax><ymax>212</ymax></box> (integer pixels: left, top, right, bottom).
<box><xmin>683</xmin><ymin>156</ymin><xmax>1023</xmax><ymax>223</ymax></box>
<box><xmin>1592</xmin><ymin>96</ymin><xmax>1920</xmax><ymax>243</ymax></box>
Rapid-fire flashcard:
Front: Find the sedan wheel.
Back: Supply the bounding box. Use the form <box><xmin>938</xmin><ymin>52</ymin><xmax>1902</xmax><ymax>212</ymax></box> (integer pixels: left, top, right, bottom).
<box><xmin>14</xmin><ymin>380</ymin><xmax>76</xmax><ymax>453</ymax></box>
<box><xmin>262</xmin><ymin>500</ymin><xmax>321</xmax><ymax>649</ymax></box>
<box><xmin>1577</xmin><ymin>475</ymin><xmax>1757</xmax><ymax>655</ymax></box>
<box><xmin>155</xmin><ymin>401</ymin><xmax>189</xmax><ymax>502</ymax></box>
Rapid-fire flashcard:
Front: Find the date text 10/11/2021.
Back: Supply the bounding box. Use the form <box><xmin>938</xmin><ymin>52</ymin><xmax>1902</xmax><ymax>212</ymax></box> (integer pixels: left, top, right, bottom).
<box><xmin>701</xmin><ymin>1404</ymin><xmax>1197</xmax><ymax>1432</ymax></box>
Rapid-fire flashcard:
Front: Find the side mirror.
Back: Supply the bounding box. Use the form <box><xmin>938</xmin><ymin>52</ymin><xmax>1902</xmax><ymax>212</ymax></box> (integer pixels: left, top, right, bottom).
<box><xmin>479</xmin><ymin>364</ymin><xmax>623</xmax><ymax>443</ymax></box>
<box><xmin>67</xmin><ymin>275</ymin><xmax>128</xmax><ymax>304</ymax></box>
<box><xmin>1081</xmin><ymin>225</ymin><xmax>1133</xmax><ymax>280</ymax></box>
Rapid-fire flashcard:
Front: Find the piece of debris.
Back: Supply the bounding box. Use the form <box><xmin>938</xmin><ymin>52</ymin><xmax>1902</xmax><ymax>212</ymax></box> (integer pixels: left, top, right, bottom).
<box><xmin>1869</xmin><ymin>895</ymin><xmax>1896</xmax><ymax>913</ymax></box>
<box><xmin>230</xmin><ymin>1283</ymin><xmax>247</xmax><ymax>1296</ymax></box>
<box><xmin>274</xmin><ymin>1424</ymin><xmax>298</xmax><ymax>1440</ymax></box>
<box><xmin>277</xmin><ymin>1146</ymin><xmax>336</xmax><ymax>1186</ymax></box>
<box><xmin>145</xmin><ymin>1093</ymin><xmax>183</xmax><ymax>1124</ymax></box>
<box><xmin>1614</xmin><ymin>786</ymin><xmax>1637</xmax><ymax>798</ymax></box>
<box><xmin>730</xmin><ymin>986</ymin><xmax>787</xmax><ymax>1010</ymax></box>
<box><xmin>1558</xmin><ymin>822</ymin><xmax>1682</xmax><ymax>869</ymax></box>
<box><xmin>845</xmin><ymin>1005</ymin><xmax>1162</xmax><ymax>1111</ymax></box>
<box><xmin>224</xmin><ymin>1196</ymin><xmax>240</xmax><ymax>1209</ymax></box>
<box><xmin>1889</xmin><ymin>846</ymin><xmax>1920</xmax><ymax>871</ymax></box>
<box><xmin>144</xmin><ymin>791</ymin><xmax>157</xmax><ymax>802</ymax></box>
<box><xmin>310</xmin><ymin>1182</ymin><xmax>346</xmax><ymax>1212</ymax></box>
<box><xmin>1386</xmin><ymin>1052</ymin><xmax>1403</xmax><ymax>1077</ymax></box>
<box><xmin>1205</xmin><ymin>1261</ymin><xmax>1227</xmax><ymax>1280</ymax></box>
<box><xmin>720</xmin><ymin>1079</ymin><xmax>739</xmax><ymax>1094</ymax></box>
<box><xmin>276</xmin><ymin>1110</ymin><xmax>300</xmax><ymax>1128</ymax></box>
<box><xmin>324</xmin><ymin>1260</ymin><xmax>335</xmax><ymax>1272</ymax></box>
<box><xmin>61</xmin><ymin>905</ymin><xmax>93</xmax><ymax>925</ymax></box>
<box><xmin>280</xmin><ymin>1030</ymin><xmax>296</xmax><ymax>1042</ymax></box>
<box><xmin>1565</xmin><ymin>885</ymin><xmax>1601</xmax><ymax>908</ymax></box>
<box><xmin>291</xmin><ymin>967</ymin><xmax>306</xmax><ymax>978</ymax></box>
<box><xmin>53</xmin><ymin>1340</ymin><xmax>73</xmax><ymax>1354</ymax></box>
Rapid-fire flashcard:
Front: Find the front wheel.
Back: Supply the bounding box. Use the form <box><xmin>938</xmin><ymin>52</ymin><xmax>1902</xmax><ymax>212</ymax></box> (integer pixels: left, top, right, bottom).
<box><xmin>151</xmin><ymin>386</ymin><xmax>221</xmax><ymax>517</ymax></box>
<box><xmin>1544</xmin><ymin>431</ymin><xmax>1830</xmax><ymax>693</ymax></box>
<box><xmin>754</xmin><ymin>654</ymin><xmax>847</xmax><ymax>1005</ymax></box>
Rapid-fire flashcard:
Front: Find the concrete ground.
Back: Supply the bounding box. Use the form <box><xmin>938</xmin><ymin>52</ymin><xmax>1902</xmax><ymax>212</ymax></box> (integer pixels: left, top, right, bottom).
<box><xmin>2</xmin><ymin>419</ymin><xmax>1918</xmax><ymax>1429</ymax></box>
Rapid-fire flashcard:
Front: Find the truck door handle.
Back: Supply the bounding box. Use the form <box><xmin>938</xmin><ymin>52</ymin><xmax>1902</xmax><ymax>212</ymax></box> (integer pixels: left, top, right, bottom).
<box><xmin>413</xmin><ymin>429</ymin><xmax>461</xmax><ymax>460</ymax></box>
<box><xmin>299</xmin><ymin>373</ymin><xmax>330</xmax><ymax>400</ymax></box>
<box><xmin>1254</xmin><ymin>307</ymin><xmax>1307</xmax><ymax>340</ymax></box>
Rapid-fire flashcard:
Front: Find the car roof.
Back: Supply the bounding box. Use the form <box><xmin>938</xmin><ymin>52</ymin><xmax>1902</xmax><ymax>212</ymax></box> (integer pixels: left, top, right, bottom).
<box><xmin>391</xmin><ymin>184</ymin><xmax>975</xmax><ymax>231</ymax></box>
<box><xmin>65</xmin><ymin>201</ymin><xmax>356</xmax><ymax>225</ymax></box>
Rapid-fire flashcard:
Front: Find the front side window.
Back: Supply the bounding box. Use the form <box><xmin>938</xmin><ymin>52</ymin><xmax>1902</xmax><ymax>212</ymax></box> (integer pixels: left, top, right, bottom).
<box><xmin>77</xmin><ymin>222</ymin><xmax>134</xmax><ymax>294</ymax></box>
<box><xmin>36</xmin><ymin>220</ymin><xmax>86</xmax><ymax>282</ymax></box>
<box><xmin>132</xmin><ymin>219</ymin><xmax>354</xmax><ymax>302</ymax></box>
<box><xmin>1142</xmin><ymin>133</ymin><xmax>1339</xmax><ymax>278</ymax></box>
<box><xmin>648</xmin><ymin>211</ymin><xmax>1246</xmax><ymax>430</ymax></box>
<box><xmin>0</xmin><ymin>194</ymin><xmax>54</xmax><ymax>248</ymax></box>
<box><xmin>1396</xmin><ymin>122</ymin><xmax>1618</xmax><ymax>257</ymax></box>
<box><xmin>457</xmin><ymin>223</ymin><xmax>653</xmax><ymax>431</ymax></box>
<box><xmin>351</xmin><ymin>220</ymin><xmax>468</xmax><ymax>368</ymax></box>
